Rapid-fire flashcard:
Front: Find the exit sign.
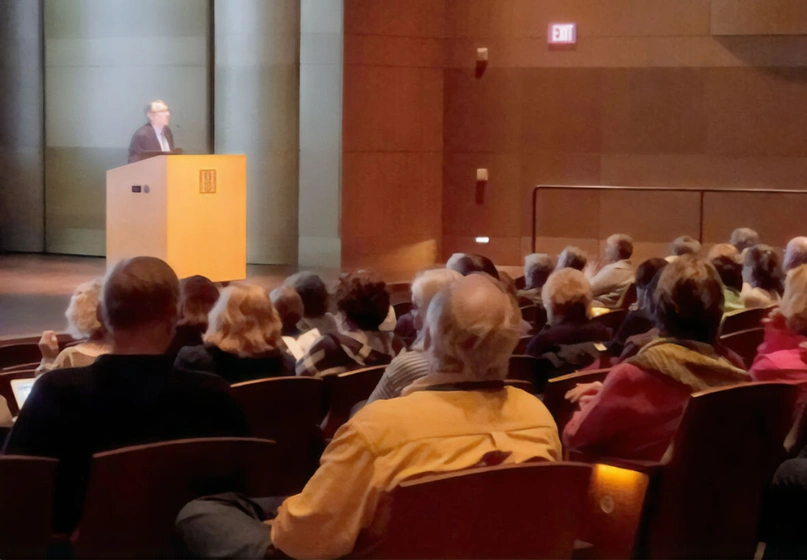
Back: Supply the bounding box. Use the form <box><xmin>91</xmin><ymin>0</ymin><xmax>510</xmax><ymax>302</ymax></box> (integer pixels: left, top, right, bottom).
<box><xmin>549</xmin><ymin>23</ymin><xmax>577</xmax><ymax>46</ymax></box>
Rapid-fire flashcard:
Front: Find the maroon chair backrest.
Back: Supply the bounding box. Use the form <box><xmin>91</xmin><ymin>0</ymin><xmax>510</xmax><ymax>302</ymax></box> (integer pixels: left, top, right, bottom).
<box><xmin>0</xmin><ymin>344</ymin><xmax>41</xmax><ymax>369</ymax></box>
<box><xmin>322</xmin><ymin>365</ymin><xmax>386</xmax><ymax>439</ymax></box>
<box><xmin>230</xmin><ymin>377</ymin><xmax>326</xmax><ymax>493</ymax></box>
<box><xmin>617</xmin><ymin>283</ymin><xmax>638</xmax><ymax>310</ymax></box>
<box><xmin>718</xmin><ymin>327</ymin><xmax>765</xmax><ymax>368</ymax></box>
<box><xmin>0</xmin><ymin>455</ymin><xmax>58</xmax><ymax>559</ymax></box>
<box><xmin>392</xmin><ymin>301</ymin><xmax>413</xmax><ymax>320</ymax></box>
<box><xmin>542</xmin><ymin>369</ymin><xmax>611</xmax><ymax>435</ymax></box>
<box><xmin>513</xmin><ymin>335</ymin><xmax>532</xmax><ymax>355</ymax></box>
<box><xmin>73</xmin><ymin>437</ymin><xmax>279</xmax><ymax>559</ymax></box>
<box><xmin>592</xmin><ymin>309</ymin><xmax>628</xmax><ymax>334</ymax></box>
<box><xmin>642</xmin><ymin>382</ymin><xmax>796</xmax><ymax>559</ymax></box>
<box><xmin>363</xmin><ymin>462</ymin><xmax>592</xmax><ymax>559</ymax></box>
<box><xmin>719</xmin><ymin>306</ymin><xmax>775</xmax><ymax>336</ymax></box>
<box><xmin>0</xmin><ymin>369</ymin><xmax>36</xmax><ymax>416</ymax></box>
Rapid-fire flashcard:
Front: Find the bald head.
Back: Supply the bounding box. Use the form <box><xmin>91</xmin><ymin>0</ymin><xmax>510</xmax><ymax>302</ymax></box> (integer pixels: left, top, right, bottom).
<box><xmin>424</xmin><ymin>274</ymin><xmax>521</xmax><ymax>380</ymax></box>
<box><xmin>102</xmin><ymin>257</ymin><xmax>179</xmax><ymax>333</ymax></box>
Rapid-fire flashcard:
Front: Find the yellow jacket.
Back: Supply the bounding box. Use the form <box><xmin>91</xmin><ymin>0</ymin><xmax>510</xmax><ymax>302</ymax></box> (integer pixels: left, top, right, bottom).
<box><xmin>270</xmin><ymin>385</ymin><xmax>562</xmax><ymax>558</ymax></box>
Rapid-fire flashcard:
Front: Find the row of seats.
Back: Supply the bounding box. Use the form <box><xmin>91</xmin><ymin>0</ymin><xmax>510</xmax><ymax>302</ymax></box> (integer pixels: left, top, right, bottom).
<box><xmin>0</xmin><ymin>379</ymin><xmax>798</xmax><ymax>559</ymax></box>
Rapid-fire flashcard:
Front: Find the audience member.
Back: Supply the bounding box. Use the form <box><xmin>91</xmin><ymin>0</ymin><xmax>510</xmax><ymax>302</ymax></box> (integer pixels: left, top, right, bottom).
<box><xmin>526</xmin><ymin>268</ymin><xmax>611</xmax><ymax>375</ymax></box>
<box><xmin>176</xmin><ymin>274</ymin><xmax>561</xmax><ymax>559</ymax></box>
<box><xmin>707</xmin><ymin>243</ymin><xmax>740</xmax><ymax>263</ymax></box>
<box><xmin>168</xmin><ymin>275</ymin><xmax>220</xmax><ymax>354</ymax></box>
<box><xmin>36</xmin><ymin>278</ymin><xmax>111</xmax><ymax>376</ymax></box>
<box><xmin>270</xmin><ymin>285</ymin><xmax>304</xmax><ymax>338</ymax></box>
<box><xmin>176</xmin><ymin>284</ymin><xmax>295</xmax><ymax>384</ymax></box>
<box><xmin>784</xmin><ymin>237</ymin><xmax>807</xmax><ymax>273</ymax></box>
<box><xmin>556</xmin><ymin>246</ymin><xmax>587</xmax><ymax>271</ymax></box>
<box><xmin>4</xmin><ymin>257</ymin><xmax>249</xmax><ymax>532</ymax></box>
<box><xmin>367</xmin><ymin>268</ymin><xmax>462</xmax><ymax>403</ymax></box>
<box><xmin>518</xmin><ymin>253</ymin><xmax>553</xmax><ymax>306</ymax></box>
<box><xmin>588</xmin><ymin>234</ymin><xmax>635</xmax><ymax>307</ymax></box>
<box><xmin>667</xmin><ymin>235</ymin><xmax>701</xmax><ymax>262</ymax></box>
<box><xmin>749</xmin><ymin>265</ymin><xmax>807</xmax><ymax>381</ymax></box>
<box><xmin>297</xmin><ymin>271</ymin><xmax>401</xmax><ymax>377</ymax></box>
<box><xmin>564</xmin><ymin>256</ymin><xmax>749</xmax><ymax>461</ymax></box>
<box><xmin>446</xmin><ymin>253</ymin><xmax>500</xmax><ymax>279</ymax></box>
<box><xmin>742</xmin><ymin>244</ymin><xmax>783</xmax><ymax>308</ymax></box>
<box><xmin>608</xmin><ymin>258</ymin><xmax>668</xmax><ymax>357</ymax></box>
<box><xmin>730</xmin><ymin>227</ymin><xmax>761</xmax><ymax>255</ymax></box>
<box><xmin>285</xmin><ymin>272</ymin><xmax>339</xmax><ymax>335</ymax></box>
<box><xmin>711</xmin><ymin>255</ymin><xmax>745</xmax><ymax>313</ymax></box>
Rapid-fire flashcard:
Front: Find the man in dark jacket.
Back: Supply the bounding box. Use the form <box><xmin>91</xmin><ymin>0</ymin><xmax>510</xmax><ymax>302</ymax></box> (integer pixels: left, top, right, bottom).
<box><xmin>128</xmin><ymin>99</ymin><xmax>175</xmax><ymax>163</ymax></box>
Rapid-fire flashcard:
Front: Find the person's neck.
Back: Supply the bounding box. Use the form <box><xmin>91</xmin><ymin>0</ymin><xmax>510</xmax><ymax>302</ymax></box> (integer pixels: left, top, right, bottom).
<box><xmin>151</xmin><ymin>123</ymin><xmax>164</xmax><ymax>134</ymax></box>
<box><xmin>111</xmin><ymin>328</ymin><xmax>173</xmax><ymax>355</ymax></box>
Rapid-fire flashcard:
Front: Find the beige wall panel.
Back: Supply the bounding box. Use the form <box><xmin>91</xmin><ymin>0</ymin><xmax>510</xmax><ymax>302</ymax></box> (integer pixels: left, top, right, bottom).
<box><xmin>533</xmin><ymin>188</ymin><xmax>600</xmax><ymax>241</ymax></box>
<box><xmin>344</xmin><ymin>35</ymin><xmax>445</xmax><ymax>67</ymax></box>
<box><xmin>442</xmin><ymin>153</ymin><xmax>521</xmax><ymax>238</ymax></box>
<box><xmin>342</xmin><ymin>152</ymin><xmax>442</xmax><ymax>241</ymax></box>
<box><xmin>602</xmin><ymin>68</ymin><xmax>707</xmax><ymax>154</ymax></box>
<box><xmin>519</xmin><ymin>68</ymin><xmax>602</xmax><ymax>153</ymax></box>
<box><xmin>444</xmin><ymin>68</ymin><xmax>521</xmax><ymax>153</ymax></box>
<box><xmin>442</xmin><ymin>235</ymin><xmax>522</xmax><ymax>266</ymax></box>
<box><xmin>601</xmin><ymin>154</ymin><xmax>807</xmax><ymax>189</ymax></box>
<box><xmin>598</xmin><ymin>190</ymin><xmax>702</xmax><ymax>243</ymax></box>
<box><xmin>702</xmin><ymin>192</ymin><xmax>807</xmax><ymax>248</ymax></box>
<box><xmin>707</xmin><ymin>68</ymin><xmax>807</xmax><ymax>158</ymax></box>
<box><xmin>343</xmin><ymin>65</ymin><xmax>443</xmax><ymax>152</ymax></box>
<box><xmin>712</xmin><ymin>0</ymin><xmax>807</xmax><ymax>36</ymax></box>
<box><xmin>445</xmin><ymin>36</ymin><xmax>807</xmax><ymax>69</ymax></box>
<box><xmin>344</xmin><ymin>0</ymin><xmax>445</xmax><ymax>38</ymax></box>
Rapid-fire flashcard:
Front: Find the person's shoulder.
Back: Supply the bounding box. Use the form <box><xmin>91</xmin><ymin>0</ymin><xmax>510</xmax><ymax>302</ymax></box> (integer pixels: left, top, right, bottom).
<box><xmin>170</xmin><ymin>365</ymin><xmax>230</xmax><ymax>393</ymax></box>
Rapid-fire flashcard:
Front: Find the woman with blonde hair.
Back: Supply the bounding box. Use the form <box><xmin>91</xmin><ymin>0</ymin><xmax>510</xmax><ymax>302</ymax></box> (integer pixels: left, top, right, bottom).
<box><xmin>175</xmin><ymin>284</ymin><xmax>295</xmax><ymax>384</ymax></box>
<box><xmin>37</xmin><ymin>278</ymin><xmax>111</xmax><ymax>376</ymax></box>
<box><xmin>750</xmin><ymin>264</ymin><xmax>807</xmax><ymax>381</ymax></box>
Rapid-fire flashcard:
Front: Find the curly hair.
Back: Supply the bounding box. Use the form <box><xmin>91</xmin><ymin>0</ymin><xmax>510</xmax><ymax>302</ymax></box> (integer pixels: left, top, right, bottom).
<box><xmin>204</xmin><ymin>284</ymin><xmax>282</xmax><ymax>357</ymax></box>
<box><xmin>542</xmin><ymin>268</ymin><xmax>592</xmax><ymax>324</ymax></box>
<box><xmin>335</xmin><ymin>271</ymin><xmax>390</xmax><ymax>331</ymax></box>
<box><xmin>66</xmin><ymin>278</ymin><xmax>104</xmax><ymax>339</ymax></box>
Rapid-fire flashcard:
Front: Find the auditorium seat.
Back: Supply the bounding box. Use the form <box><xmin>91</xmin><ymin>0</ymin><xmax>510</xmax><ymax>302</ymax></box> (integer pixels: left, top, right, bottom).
<box><xmin>513</xmin><ymin>335</ymin><xmax>532</xmax><ymax>355</ymax></box>
<box><xmin>392</xmin><ymin>300</ymin><xmax>413</xmax><ymax>320</ymax></box>
<box><xmin>719</xmin><ymin>306</ymin><xmax>775</xmax><ymax>336</ymax></box>
<box><xmin>0</xmin><ymin>369</ymin><xmax>35</xmax><ymax>415</ymax></box>
<box><xmin>2</xmin><ymin>361</ymin><xmax>40</xmax><ymax>372</ymax></box>
<box><xmin>591</xmin><ymin>309</ymin><xmax>628</xmax><ymax>334</ymax></box>
<box><xmin>0</xmin><ymin>344</ymin><xmax>41</xmax><ymax>370</ymax></box>
<box><xmin>321</xmin><ymin>365</ymin><xmax>386</xmax><ymax>440</ymax></box>
<box><xmin>72</xmin><ymin>437</ymin><xmax>279</xmax><ymax>559</ymax></box>
<box><xmin>0</xmin><ymin>455</ymin><xmax>58</xmax><ymax>559</ymax></box>
<box><xmin>719</xmin><ymin>327</ymin><xmax>765</xmax><ymax>368</ymax></box>
<box><xmin>514</xmin><ymin>275</ymin><xmax>526</xmax><ymax>290</ymax></box>
<box><xmin>507</xmin><ymin>355</ymin><xmax>554</xmax><ymax>394</ymax></box>
<box><xmin>542</xmin><ymin>369</ymin><xmax>611</xmax><ymax>435</ymax></box>
<box><xmin>230</xmin><ymin>377</ymin><xmax>326</xmax><ymax>493</ymax></box>
<box><xmin>354</xmin><ymin>462</ymin><xmax>592</xmax><ymax>559</ymax></box>
<box><xmin>616</xmin><ymin>283</ymin><xmax>638</xmax><ymax>311</ymax></box>
<box><xmin>386</xmin><ymin>281</ymin><xmax>412</xmax><ymax>306</ymax></box>
<box><xmin>575</xmin><ymin>382</ymin><xmax>796</xmax><ymax>559</ymax></box>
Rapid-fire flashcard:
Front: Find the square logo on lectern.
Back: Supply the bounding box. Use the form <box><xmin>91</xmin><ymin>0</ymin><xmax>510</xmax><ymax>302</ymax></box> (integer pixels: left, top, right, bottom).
<box><xmin>199</xmin><ymin>169</ymin><xmax>217</xmax><ymax>194</ymax></box>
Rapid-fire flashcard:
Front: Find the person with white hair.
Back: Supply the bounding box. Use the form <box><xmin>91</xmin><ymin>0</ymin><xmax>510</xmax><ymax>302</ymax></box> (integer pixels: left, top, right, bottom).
<box><xmin>175</xmin><ymin>284</ymin><xmax>295</xmax><ymax>384</ymax></box>
<box><xmin>128</xmin><ymin>99</ymin><xmax>175</xmax><ymax>163</ymax></box>
<box><xmin>176</xmin><ymin>274</ymin><xmax>561</xmax><ymax>559</ymax></box>
<box><xmin>730</xmin><ymin>227</ymin><xmax>760</xmax><ymax>255</ymax></box>
<box><xmin>367</xmin><ymin>268</ymin><xmax>462</xmax><ymax>403</ymax></box>
<box><xmin>666</xmin><ymin>235</ymin><xmax>701</xmax><ymax>263</ymax></box>
<box><xmin>556</xmin><ymin>246</ymin><xmax>588</xmax><ymax>271</ymax></box>
<box><xmin>518</xmin><ymin>253</ymin><xmax>554</xmax><ymax>306</ymax></box>
<box><xmin>588</xmin><ymin>233</ymin><xmax>635</xmax><ymax>307</ymax></box>
<box><xmin>5</xmin><ymin>257</ymin><xmax>249</xmax><ymax>533</ymax></box>
<box><xmin>784</xmin><ymin>237</ymin><xmax>807</xmax><ymax>273</ymax></box>
<box><xmin>36</xmin><ymin>278</ymin><xmax>111</xmax><ymax>376</ymax></box>
<box><xmin>564</xmin><ymin>256</ymin><xmax>748</xmax><ymax>461</ymax></box>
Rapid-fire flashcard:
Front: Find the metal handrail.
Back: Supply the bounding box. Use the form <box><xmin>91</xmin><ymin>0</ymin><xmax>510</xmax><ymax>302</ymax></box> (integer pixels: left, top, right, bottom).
<box><xmin>531</xmin><ymin>185</ymin><xmax>807</xmax><ymax>252</ymax></box>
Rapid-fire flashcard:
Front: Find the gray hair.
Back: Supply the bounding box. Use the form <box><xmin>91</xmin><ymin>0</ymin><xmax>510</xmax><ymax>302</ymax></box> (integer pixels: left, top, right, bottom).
<box><xmin>730</xmin><ymin>227</ymin><xmax>760</xmax><ymax>252</ymax></box>
<box><xmin>66</xmin><ymin>278</ymin><xmax>104</xmax><ymax>339</ymax></box>
<box><xmin>424</xmin><ymin>274</ymin><xmax>521</xmax><ymax>381</ymax></box>
<box><xmin>784</xmin><ymin>237</ymin><xmax>807</xmax><ymax>272</ymax></box>
<box><xmin>542</xmin><ymin>268</ymin><xmax>592</xmax><ymax>324</ymax></box>
<box><xmin>146</xmin><ymin>99</ymin><xmax>168</xmax><ymax>116</ymax></box>
<box><xmin>411</xmin><ymin>269</ymin><xmax>463</xmax><ymax>314</ymax></box>
<box><xmin>606</xmin><ymin>234</ymin><xmax>633</xmax><ymax>263</ymax></box>
<box><xmin>556</xmin><ymin>246</ymin><xmax>587</xmax><ymax>271</ymax></box>
<box><xmin>524</xmin><ymin>253</ymin><xmax>554</xmax><ymax>290</ymax></box>
<box><xmin>654</xmin><ymin>256</ymin><xmax>723</xmax><ymax>343</ymax></box>
<box><xmin>670</xmin><ymin>235</ymin><xmax>701</xmax><ymax>257</ymax></box>
<box><xmin>102</xmin><ymin>257</ymin><xmax>179</xmax><ymax>333</ymax></box>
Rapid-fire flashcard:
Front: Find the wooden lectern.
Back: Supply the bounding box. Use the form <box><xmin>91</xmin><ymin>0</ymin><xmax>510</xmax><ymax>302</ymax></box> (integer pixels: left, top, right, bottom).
<box><xmin>106</xmin><ymin>154</ymin><xmax>247</xmax><ymax>282</ymax></box>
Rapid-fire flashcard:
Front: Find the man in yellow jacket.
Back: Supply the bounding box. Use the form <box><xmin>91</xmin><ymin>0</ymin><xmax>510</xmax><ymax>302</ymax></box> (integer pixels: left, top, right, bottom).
<box><xmin>177</xmin><ymin>274</ymin><xmax>562</xmax><ymax>559</ymax></box>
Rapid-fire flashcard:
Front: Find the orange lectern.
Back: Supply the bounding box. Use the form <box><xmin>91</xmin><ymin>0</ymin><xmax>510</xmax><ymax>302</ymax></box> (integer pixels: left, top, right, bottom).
<box><xmin>106</xmin><ymin>154</ymin><xmax>247</xmax><ymax>282</ymax></box>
